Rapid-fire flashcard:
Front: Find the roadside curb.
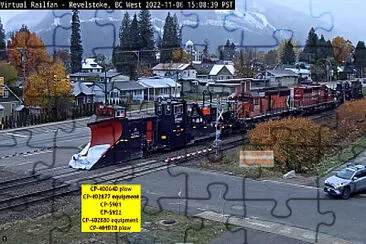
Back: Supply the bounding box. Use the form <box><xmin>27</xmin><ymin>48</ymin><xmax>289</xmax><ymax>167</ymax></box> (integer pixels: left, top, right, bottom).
<box><xmin>196</xmin><ymin>210</ymin><xmax>352</xmax><ymax>244</ymax></box>
<box><xmin>0</xmin><ymin>145</ymin><xmax>58</xmax><ymax>160</ymax></box>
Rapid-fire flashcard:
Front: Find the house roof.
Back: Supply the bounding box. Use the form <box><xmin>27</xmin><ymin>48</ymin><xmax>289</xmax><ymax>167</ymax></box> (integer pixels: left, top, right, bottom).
<box><xmin>70</xmin><ymin>72</ymin><xmax>123</xmax><ymax>79</ymax></box>
<box><xmin>152</xmin><ymin>63</ymin><xmax>194</xmax><ymax>71</ymax></box>
<box><xmin>108</xmin><ymin>80</ymin><xmax>145</xmax><ymax>91</ymax></box>
<box><xmin>285</xmin><ymin>68</ymin><xmax>310</xmax><ymax>75</ymax></box>
<box><xmin>72</xmin><ymin>82</ymin><xmax>94</xmax><ymax>96</ymax></box>
<box><xmin>138</xmin><ymin>77</ymin><xmax>181</xmax><ymax>88</ymax></box>
<box><xmin>267</xmin><ymin>70</ymin><xmax>298</xmax><ymax>77</ymax></box>
<box><xmin>209</xmin><ymin>64</ymin><xmax>235</xmax><ymax>76</ymax></box>
<box><xmin>0</xmin><ymin>85</ymin><xmax>22</xmax><ymax>103</ymax></box>
<box><xmin>82</xmin><ymin>58</ymin><xmax>102</xmax><ymax>70</ymax></box>
<box><xmin>192</xmin><ymin>63</ymin><xmax>215</xmax><ymax>75</ymax></box>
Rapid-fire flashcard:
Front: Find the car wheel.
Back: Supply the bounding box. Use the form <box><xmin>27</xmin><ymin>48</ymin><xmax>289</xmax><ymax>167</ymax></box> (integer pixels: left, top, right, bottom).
<box><xmin>341</xmin><ymin>187</ymin><xmax>351</xmax><ymax>199</ymax></box>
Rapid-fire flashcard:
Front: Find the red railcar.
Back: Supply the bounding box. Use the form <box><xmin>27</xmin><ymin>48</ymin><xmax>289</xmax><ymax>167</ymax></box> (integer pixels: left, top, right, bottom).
<box><xmin>235</xmin><ymin>88</ymin><xmax>290</xmax><ymax>118</ymax></box>
<box><xmin>294</xmin><ymin>85</ymin><xmax>333</xmax><ymax>107</ymax></box>
<box><xmin>95</xmin><ymin>103</ymin><xmax>126</xmax><ymax>118</ymax></box>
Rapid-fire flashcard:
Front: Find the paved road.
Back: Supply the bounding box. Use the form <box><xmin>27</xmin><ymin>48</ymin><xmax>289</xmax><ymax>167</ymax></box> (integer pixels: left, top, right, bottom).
<box><xmin>127</xmin><ymin>164</ymin><xmax>366</xmax><ymax>244</ymax></box>
<box><xmin>0</xmin><ymin>118</ymin><xmax>90</xmax><ymax>173</ymax></box>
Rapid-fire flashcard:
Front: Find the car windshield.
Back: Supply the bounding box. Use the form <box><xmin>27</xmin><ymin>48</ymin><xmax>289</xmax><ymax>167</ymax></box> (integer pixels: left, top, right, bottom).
<box><xmin>336</xmin><ymin>168</ymin><xmax>355</xmax><ymax>179</ymax></box>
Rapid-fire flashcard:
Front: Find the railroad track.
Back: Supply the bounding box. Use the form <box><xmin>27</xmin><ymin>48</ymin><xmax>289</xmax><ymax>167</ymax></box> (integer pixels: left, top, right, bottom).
<box><xmin>0</xmin><ymin>137</ymin><xmax>248</xmax><ymax>212</ymax></box>
<box><xmin>0</xmin><ymin>109</ymin><xmax>335</xmax><ymax>212</ymax></box>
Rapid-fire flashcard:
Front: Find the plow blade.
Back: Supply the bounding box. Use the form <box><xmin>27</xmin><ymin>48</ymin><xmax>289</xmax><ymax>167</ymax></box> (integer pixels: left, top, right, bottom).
<box><xmin>69</xmin><ymin>119</ymin><xmax>123</xmax><ymax>170</ymax></box>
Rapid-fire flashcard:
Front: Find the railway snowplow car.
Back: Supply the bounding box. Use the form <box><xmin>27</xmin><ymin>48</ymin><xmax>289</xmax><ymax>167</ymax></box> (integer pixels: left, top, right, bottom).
<box><xmin>69</xmin><ymin>116</ymin><xmax>157</xmax><ymax>170</ymax></box>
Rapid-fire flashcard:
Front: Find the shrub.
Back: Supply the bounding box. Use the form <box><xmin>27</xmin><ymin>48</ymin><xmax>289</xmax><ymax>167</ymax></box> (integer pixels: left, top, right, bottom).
<box><xmin>248</xmin><ymin>117</ymin><xmax>336</xmax><ymax>173</ymax></box>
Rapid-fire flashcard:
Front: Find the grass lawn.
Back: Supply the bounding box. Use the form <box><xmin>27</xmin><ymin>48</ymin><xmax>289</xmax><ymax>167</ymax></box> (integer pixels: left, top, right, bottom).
<box><xmin>1</xmin><ymin>205</ymin><xmax>232</xmax><ymax>244</ymax></box>
<box><xmin>314</xmin><ymin>136</ymin><xmax>366</xmax><ymax>177</ymax></box>
<box><xmin>127</xmin><ymin>102</ymin><xmax>155</xmax><ymax>112</ymax></box>
<box><xmin>197</xmin><ymin>146</ymin><xmax>283</xmax><ymax>179</ymax></box>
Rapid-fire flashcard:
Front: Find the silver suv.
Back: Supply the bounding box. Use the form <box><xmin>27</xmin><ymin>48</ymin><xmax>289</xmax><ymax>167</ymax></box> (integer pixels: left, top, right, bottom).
<box><xmin>324</xmin><ymin>164</ymin><xmax>366</xmax><ymax>199</ymax></box>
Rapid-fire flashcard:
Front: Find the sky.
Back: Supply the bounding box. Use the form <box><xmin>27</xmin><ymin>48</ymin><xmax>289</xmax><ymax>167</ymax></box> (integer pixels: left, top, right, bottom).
<box><xmin>0</xmin><ymin>0</ymin><xmax>365</xmax><ymax>43</ymax></box>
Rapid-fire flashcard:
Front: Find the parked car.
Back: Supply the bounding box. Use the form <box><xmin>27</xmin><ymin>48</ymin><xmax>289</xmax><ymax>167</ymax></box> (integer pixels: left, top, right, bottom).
<box><xmin>324</xmin><ymin>164</ymin><xmax>366</xmax><ymax>199</ymax></box>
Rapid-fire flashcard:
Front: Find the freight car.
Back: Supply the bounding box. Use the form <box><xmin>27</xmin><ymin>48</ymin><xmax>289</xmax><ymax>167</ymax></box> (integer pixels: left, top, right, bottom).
<box><xmin>69</xmin><ymin>80</ymin><xmax>363</xmax><ymax>170</ymax></box>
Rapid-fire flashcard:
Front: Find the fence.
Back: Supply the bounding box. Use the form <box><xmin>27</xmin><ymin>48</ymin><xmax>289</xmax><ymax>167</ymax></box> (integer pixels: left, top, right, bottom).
<box><xmin>0</xmin><ymin>103</ymin><xmax>97</xmax><ymax>130</ymax></box>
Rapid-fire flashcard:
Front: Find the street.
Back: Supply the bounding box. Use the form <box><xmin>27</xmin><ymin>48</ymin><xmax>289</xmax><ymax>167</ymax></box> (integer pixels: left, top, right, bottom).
<box><xmin>0</xmin><ymin>118</ymin><xmax>90</xmax><ymax>173</ymax></box>
<box><xmin>127</xmin><ymin>165</ymin><xmax>366</xmax><ymax>243</ymax></box>
<box><xmin>0</xmin><ymin>119</ymin><xmax>365</xmax><ymax>243</ymax></box>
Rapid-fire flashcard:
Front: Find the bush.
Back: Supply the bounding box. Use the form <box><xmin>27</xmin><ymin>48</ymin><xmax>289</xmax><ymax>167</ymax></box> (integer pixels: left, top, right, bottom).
<box><xmin>248</xmin><ymin>117</ymin><xmax>336</xmax><ymax>173</ymax></box>
<box><xmin>335</xmin><ymin>99</ymin><xmax>366</xmax><ymax>143</ymax></box>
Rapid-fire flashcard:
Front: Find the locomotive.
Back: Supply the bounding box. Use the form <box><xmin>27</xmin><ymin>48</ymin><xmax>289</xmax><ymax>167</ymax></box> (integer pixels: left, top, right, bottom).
<box><xmin>69</xmin><ymin>80</ymin><xmax>363</xmax><ymax>170</ymax></box>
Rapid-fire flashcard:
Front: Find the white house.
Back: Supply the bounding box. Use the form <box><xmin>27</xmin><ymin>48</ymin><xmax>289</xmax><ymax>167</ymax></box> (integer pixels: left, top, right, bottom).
<box><xmin>285</xmin><ymin>68</ymin><xmax>312</xmax><ymax>83</ymax></box>
<box><xmin>209</xmin><ymin>64</ymin><xmax>235</xmax><ymax>80</ymax></box>
<box><xmin>138</xmin><ymin>77</ymin><xmax>181</xmax><ymax>101</ymax></box>
<box><xmin>185</xmin><ymin>40</ymin><xmax>204</xmax><ymax>63</ymax></box>
<box><xmin>81</xmin><ymin>57</ymin><xmax>103</xmax><ymax>73</ymax></box>
<box><xmin>152</xmin><ymin>63</ymin><xmax>197</xmax><ymax>79</ymax></box>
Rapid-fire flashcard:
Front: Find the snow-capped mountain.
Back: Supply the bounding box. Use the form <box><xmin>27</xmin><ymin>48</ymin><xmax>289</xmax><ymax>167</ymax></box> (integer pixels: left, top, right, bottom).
<box><xmin>3</xmin><ymin>0</ymin><xmax>336</xmax><ymax>57</ymax></box>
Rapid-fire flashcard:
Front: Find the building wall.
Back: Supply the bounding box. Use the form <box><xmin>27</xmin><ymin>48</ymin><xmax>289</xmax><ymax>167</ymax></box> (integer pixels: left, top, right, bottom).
<box><xmin>152</xmin><ymin>69</ymin><xmax>197</xmax><ymax>79</ymax></box>
<box><xmin>277</xmin><ymin>77</ymin><xmax>298</xmax><ymax>87</ymax></box>
<box><xmin>0</xmin><ymin>101</ymin><xmax>21</xmax><ymax>119</ymax></box>
<box><xmin>210</xmin><ymin>68</ymin><xmax>233</xmax><ymax>81</ymax></box>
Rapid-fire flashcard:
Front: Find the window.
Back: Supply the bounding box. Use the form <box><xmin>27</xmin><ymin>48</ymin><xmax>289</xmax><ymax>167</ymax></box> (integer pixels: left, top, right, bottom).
<box><xmin>3</xmin><ymin>90</ymin><xmax>9</xmax><ymax>98</ymax></box>
<box><xmin>166</xmin><ymin>104</ymin><xmax>171</xmax><ymax>115</ymax></box>
<box><xmin>174</xmin><ymin>104</ymin><xmax>183</xmax><ymax>115</ymax></box>
<box><xmin>157</xmin><ymin>105</ymin><xmax>162</xmax><ymax>115</ymax></box>
<box><xmin>355</xmin><ymin>170</ymin><xmax>366</xmax><ymax>179</ymax></box>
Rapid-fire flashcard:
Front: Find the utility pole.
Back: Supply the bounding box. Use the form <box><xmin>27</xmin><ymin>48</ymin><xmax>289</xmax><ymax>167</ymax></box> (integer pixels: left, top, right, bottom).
<box><xmin>19</xmin><ymin>48</ymin><xmax>26</xmax><ymax>103</ymax></box>
<box><xmin>215</xmin><ymin>95</ymin><xmax>221</xmax><ymax>157</ymax></box>
<box><xmin>102</xmin><ymin>56</ymin><xmax>107</xmax><ymax>105</ymax></box>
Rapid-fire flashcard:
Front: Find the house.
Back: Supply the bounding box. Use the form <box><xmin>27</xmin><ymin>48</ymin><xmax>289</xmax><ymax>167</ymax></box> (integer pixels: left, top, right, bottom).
<box><xmin>72</xmin><ymin>81</ymin><xmax>95</xmax><ymax>105</ymax></box>
<box><xmin>70</xmin><ymin>72</ymin><xmax>129</xmax><ymax>84</ymax></box>
<box><xmin>138</xmin><ymin>77</ymin><xmax>181</xmax><ymax>101</ymax></box>
<box><xmin>152</xmin><ymin>63</ymin><xmax>197</xmax><ymax>79</ymax></box>
<box><xmin>262</xmin><ymin>70</ymin><xmax>299</xmax><ymax>87</ymax></box>
<box><xmin>185</xmin><ymin>40</ymin><xmax>204</xmax><ymax>63</ymax></box>
<box><xmin>0</xmin><ymin>85</ymin><xmax>22</xmax><ymax>119</ymax></box>
<box><xmin>209</xmin><ymin>64</ymin><xmax>235</xmax><ymax>81</ymax></box>
<box><xmin>285</xmin><ymin>68</ymin><xmax>312</xmax><ymax>83</ymax></box>
<box><xmin>105</xmin><ymin>81</ymin><xmax>145</xmax><ymax>104</ymax></box>
<box><xmin>192</xmin><ymin>63</ymin><xmax>215</xmax><ymax>79</ymax></box>
<box><xmin>90</xmin><ymin>84</ymin><xmax>105</xmax><ymax>103</ymax></box>
<box><xmin>205</xmin><ymin>78</ymin><xmax>252</xmax><ymax>95</ymax></box>
<box><xmin>81</xmin><ymin>57</ymin><xmax>103</xmax><ymax>73</ymax></box>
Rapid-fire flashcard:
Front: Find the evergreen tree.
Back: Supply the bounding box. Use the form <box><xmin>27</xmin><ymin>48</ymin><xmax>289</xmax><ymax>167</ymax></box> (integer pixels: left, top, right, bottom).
<box><xmin>160</xmin><ymin>13</ymin><xmax>180</xmax><ymax>63</ymax></box>
<box><xmin>325</xmin><ymin>40</ymin><xmax>334</xmax><ymax>59</ymax></box>
<box><xmin>354</xmin><ymin>41</ymin><xmax>366</xmax><ymax>78</ymax></box>
<box><xmin>203</xmin><ymin>39</ymin><xmax>209</xmax><ymax>57</ymax></box>
<box><xmin>317</xmin><ymin>35</ymin><xmax>327</xmax><ymax>60</ymax></box>
<box><xmin>0</xmin><ymin>18</ymin><xmax>7</xmax><ymax>61</ymax></box>
<box><xmin>70</xmin><ymin>10</ymin><xmax>83</xmax><ymax>73</ymax></box>
<box><xmin>300</xmin><ymin>27</ymin><xmax>318</xmax><ymax>63</ymax></box>
<box><xmin>173</xmin><ymin>13</ymin><xmax>181</xmax><ymax>46</ymax></box>
<box><xmin>229</xmin><ymin>42</ymin><xmax>236</xmax><ymax>60</ymax></box>
<box><xmin>138</xmin><ymin>10</ymin><xmax>156</xmax><ymax>66</ymax></box>
<box><xmin>114</xmin><ymin>12</ymin><xmax>131</xmax><ymax>76</ymax></box>
<box><xmin>129</xmin><ymin>14</ymin><xmax>141</xmax><ymax>80</ymax></box>
<box><xmin>281</xmin><ymin>40</ymin><xmax>295</xmax><ymax>64</ymax></box>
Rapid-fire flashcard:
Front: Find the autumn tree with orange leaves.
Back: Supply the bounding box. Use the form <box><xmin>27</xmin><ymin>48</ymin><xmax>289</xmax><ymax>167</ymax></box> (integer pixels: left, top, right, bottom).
<box><xmin>23</xmin><ymin>59</ymin><xmax>73</xmax><ymax>118</ymax></box>
<box><xmin>7</xmin><ymin>25</ymin><xmax>50</xmax><ymax>76</ymax></box>
<box><xmin>172</xmin><ymin>48</ymin><xmax>191</xmax><ymax>63</ymax></box>
<box><xmin>332</xmin><ymin>36</ymin><xmax>354</xmax><ymax>65</ymax></box>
